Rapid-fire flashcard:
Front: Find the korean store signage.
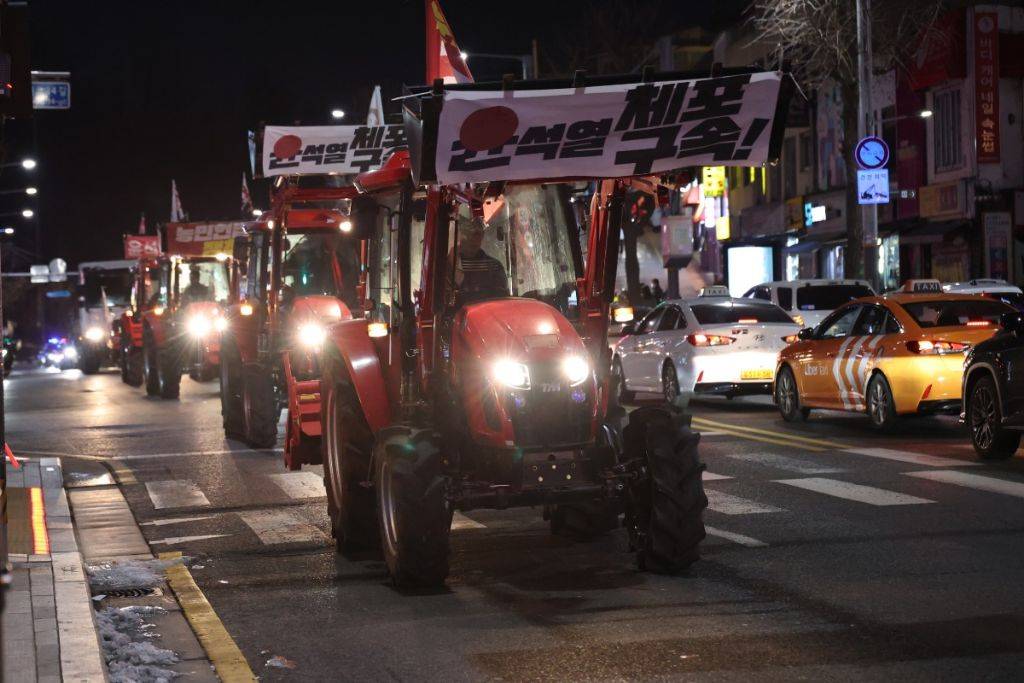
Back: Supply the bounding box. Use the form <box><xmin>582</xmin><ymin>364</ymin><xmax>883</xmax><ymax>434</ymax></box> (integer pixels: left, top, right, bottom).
<box><xmin>434</xmin><ymin>72</ymin><xmax>787</xmax><ymax>184</ymax></box>
<box><xmin>974</xmin><ymin>10</ymin><xmax>1000</xmax><ymax>164</ymax></box>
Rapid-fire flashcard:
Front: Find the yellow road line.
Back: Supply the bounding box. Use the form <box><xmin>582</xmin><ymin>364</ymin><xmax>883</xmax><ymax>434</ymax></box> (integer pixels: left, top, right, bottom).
<box><xmin>692</xmin><ymin>417</ymin><xmax>846</xmax><ymax>450</ymax></box>
<box><xmin>695</xmin><ymin>426</ymin><xmax>826</xmax><ymax>452</ymax></box>
<box><xmin>160</xmin><ymin>551</ymin><xmax>257</xmax><ymax>682</ymax></box>
<box><xmin>110</xmin><ymin>459</ymin><xmax>137</xmax><ymax>485</ymax></box>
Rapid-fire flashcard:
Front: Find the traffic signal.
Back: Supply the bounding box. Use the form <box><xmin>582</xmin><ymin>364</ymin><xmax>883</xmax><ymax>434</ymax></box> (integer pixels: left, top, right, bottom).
<box><xmin>0</xmin><ymin>3</ymin><xmax>32</xmax><ymax>118</ymax></box>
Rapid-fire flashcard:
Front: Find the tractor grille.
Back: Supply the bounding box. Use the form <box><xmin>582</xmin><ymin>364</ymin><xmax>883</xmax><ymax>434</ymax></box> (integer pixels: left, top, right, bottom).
<box><xmin>507</xmin><ymin>362</ymin><xmax>592</xmax><ymax>449</ymax></box>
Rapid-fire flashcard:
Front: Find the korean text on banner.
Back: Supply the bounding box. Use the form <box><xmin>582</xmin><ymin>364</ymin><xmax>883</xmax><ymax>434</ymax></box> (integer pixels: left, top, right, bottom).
<box><xmin>974</xmin><ymin>11</ymin><xmax>999</xmax><ymax>164</ymax></box>
<box><xmin>435</xmin><ymin>72</ymin><xmax>786</xmax><ymax>184</ymax></box>
<box><xmin>123</xmin><ymin>235</ymin><xmax>161</xmax><ymax>260</ymax></box>
<box><xmin>167</xmin><ymin>222</ymin><xmax>248</xmax><ymax>257</ymax></box>
<box><xmin>262</xmin><ymin>124</ymin><xmax>408</xmax><ymax>177</ymax></box>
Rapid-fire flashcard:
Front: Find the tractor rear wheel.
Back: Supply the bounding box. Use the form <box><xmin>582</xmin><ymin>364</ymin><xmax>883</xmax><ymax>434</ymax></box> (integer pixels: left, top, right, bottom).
<box><xmin>242</xmin><ymin>364</ymin><xmax>278</xmax><ymax>448</ymax></box>
<box><xmin>375</xmin><ymin>427</ymin><xmax>452</xmax><ymax>587</ymax></box>
<box><xmin>80</xmin><ymin>348</ymin><xmax>102</xmax><ymax>375</ymax></box>
<box><xmin>143</xmin><ymin>336</ymin><xmax>160</xmax><ymax>396</ymax></box>
<box><xmin>323</xmin><ymin>381</ymin><xmax>378</xmax><ymax>552</ymax></box>
<box><xmin>623</xmin><ymin>406</ymin><xmax>707</xmax><ymax>574</ymax></box>
<box><xmin>157</xmin><ymin>344</ymin><xmax>181</xmax><ymax>399</ymax></box>
<box><xmin>122</xmin><ymin>335</ymin><xmax>143</xmax><ymax>386</ymax></box>
<box><xmin>219</xmin><ymin>341</ymin><xmax>245</xmax><ymax>438</ymax></box>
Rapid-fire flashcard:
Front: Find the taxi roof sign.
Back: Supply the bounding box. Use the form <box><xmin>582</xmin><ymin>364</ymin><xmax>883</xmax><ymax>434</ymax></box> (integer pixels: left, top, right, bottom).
<box><xmin>902</xmin><ymin>279</ymin><xmax>942</xmax><ymax>293</ymax></box>
<box><xmin>699</xmin><ymin>285</ymin><xmax>731</xmax><ymax>297</ymax></box>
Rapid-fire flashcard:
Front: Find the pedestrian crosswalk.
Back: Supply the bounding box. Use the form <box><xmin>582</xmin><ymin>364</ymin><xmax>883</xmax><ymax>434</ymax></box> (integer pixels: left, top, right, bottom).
<box><xmin>134</xmin><ymin>443</ymin><xmax>1024</xmax><ymax>554</ymax></box>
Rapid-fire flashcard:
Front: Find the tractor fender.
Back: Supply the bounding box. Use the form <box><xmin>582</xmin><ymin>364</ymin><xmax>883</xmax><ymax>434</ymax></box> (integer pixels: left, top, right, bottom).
<box><xmin>324</xmin><ymin>319</ymin><xmax>391</xmax><ymax>434</ymax></box>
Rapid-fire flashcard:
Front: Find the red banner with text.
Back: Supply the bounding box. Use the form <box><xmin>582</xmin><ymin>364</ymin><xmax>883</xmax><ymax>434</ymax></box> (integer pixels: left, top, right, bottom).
<box><xmin>974</xmin><ymin>10</ymin><xmax>1000</xmax><ymax>164</ymax></box>
<box><xmin>123</xmin><ymin>234</ymin><xmax>161</xmax><ymax>260</ymax></box>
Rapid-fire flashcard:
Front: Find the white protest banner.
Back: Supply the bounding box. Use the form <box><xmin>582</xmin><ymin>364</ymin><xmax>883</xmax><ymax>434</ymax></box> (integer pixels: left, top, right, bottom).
<box><xmin>167</xmin><ymin>222</ymin><xmax>248</xmax><ymax>257</ymax></box>
<box><xmin>262</xmin><ymin>124</ymin><xmax>407</xmax><ymax>177</ymax></box>
<box><xmin>435</xmin><ymin>72</ymin><xmax>786</xmax><ymax>184</ymax></box>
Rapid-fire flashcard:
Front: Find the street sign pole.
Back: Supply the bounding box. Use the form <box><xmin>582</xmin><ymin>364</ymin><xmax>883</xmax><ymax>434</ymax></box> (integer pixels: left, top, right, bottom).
<box><xmin>857</xmin><ymin>0</ymin><xmax>879</xmax><ymax>290</ymax></box>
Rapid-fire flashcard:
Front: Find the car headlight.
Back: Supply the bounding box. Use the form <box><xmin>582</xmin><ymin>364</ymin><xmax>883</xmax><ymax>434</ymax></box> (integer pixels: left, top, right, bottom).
<box><xmin>63</xmin><ymin>346</ymin><xmax>78</xmax><ymax>360</ymax></box>
<box><xmin>492</xmin><ymin>359</ymin><xmax>530</xmax><ymax>390</ymax></box>
<box><xmin>561</xmin><ymin>355</ymin><xmax>590</xmax><ymax>386</ymax></box>
<box><xmin>297</xmin><ymin>322</ymin><xmax>327</xmax><ymax>348</ymax></box>
<box><xmin>187</xmin><ymin>315</ymin><xmax>211</xmax><ymax>337</ymax></box>
<box><xmin>84</xmin><ymin>326</ymin><xmax>105</xmax><ymax>342</ymax></box>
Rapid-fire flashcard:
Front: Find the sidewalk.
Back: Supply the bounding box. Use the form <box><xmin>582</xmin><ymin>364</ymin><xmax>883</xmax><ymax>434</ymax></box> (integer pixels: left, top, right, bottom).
<box><xmin>2</xmin><ymin>457</ymin><xmax>107</xmax><ymax>682</ymax></box>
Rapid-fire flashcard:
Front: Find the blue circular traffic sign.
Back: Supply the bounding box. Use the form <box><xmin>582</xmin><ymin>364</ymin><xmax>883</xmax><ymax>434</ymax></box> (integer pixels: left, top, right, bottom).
<box><xmin>855</xmin><ymin>136</ymin><xmax>889</xmax><ymax>170</ymax></box>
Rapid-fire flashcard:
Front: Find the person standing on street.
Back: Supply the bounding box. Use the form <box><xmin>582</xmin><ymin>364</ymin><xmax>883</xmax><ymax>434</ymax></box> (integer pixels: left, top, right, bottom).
<box><xmin>651</xmin><ymin>278</ymin><xmax>665</xmax><ymax>302</ymax></box>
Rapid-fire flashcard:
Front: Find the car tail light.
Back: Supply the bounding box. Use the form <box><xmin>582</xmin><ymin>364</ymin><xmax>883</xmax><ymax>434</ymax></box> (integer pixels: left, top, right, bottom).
<box><xmin>906</xmin><ymin>339</ymin><xmax>969</xmax><ymax>355</ymax></box>
<box><xmin>782</xmin><ymin>334</ymin><xmax>800</xmax><ymax>344</ymax></box>
<box><xmin>687</xmin><ymin>333</ymin><xmax>735</xmax><ymax>347</ymax></box>
<box><xmin>964</xmin><ymin>320</ymin><xmax>990</xmax><ymax>327</ymax></box>
<box><xmin>737</xmin><ymin>318</ymin><xmax>758</xmax><ymax>324</ymax></box>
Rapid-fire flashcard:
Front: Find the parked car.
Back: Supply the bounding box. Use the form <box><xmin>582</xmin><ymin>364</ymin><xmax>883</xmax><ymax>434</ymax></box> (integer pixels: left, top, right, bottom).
<box><xmin>944</xmin><ymin>279</ymin><xmax>1024</xmax><ymax>313</ymax></box>
<box><xmin>961</xmin><ymin>310</ymin><xmax>1024</xmax><ymax>459</ymax></box>
<box><xmin>743</xmin><ymin>279</ymin><xmax>875</xmax><ymax>329</ymax></box>
<box><xmin>612</xmin><ymin>288</ymin><xmax>801</xmax><ymax>403</ymax></box>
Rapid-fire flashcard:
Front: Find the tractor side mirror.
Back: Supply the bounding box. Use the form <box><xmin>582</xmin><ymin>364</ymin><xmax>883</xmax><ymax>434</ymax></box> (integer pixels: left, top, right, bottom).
<box><xmin>797</xmin><ymin>327</ymin><xmax>815</xmax><ymax>341</ymax></box>
<box><xmin>1000</xmin><ymin>311</ymin><xmax>1024</xmax><ymax>334</ymax></box>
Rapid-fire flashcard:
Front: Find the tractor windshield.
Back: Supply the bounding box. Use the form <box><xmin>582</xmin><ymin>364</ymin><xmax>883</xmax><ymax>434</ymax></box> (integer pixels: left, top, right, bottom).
<box><xmin>451</xmin><ymin>183</ymin><xmax>582</xmax><ymax>317</ymax></box>
<box><xmin>178</xmin><ymin>260</ymin><xmax>230</xmax><ymax>305</ymax></box>
<box><xmin>82</xmin><ymin>268</ymin><xmax>132</xmax><ymax>308</ymax></box>
<box><xmin>281</xmin><ymin>230</ymin><xmax>360</xmax><ymax>309</ymax></box>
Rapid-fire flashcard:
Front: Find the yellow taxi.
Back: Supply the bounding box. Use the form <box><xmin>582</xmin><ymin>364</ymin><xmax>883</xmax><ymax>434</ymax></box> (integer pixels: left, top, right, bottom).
<box><xmin>774</xmin><ymin>284</ymin><xmax>1016</xmax><ymax>429</ymax></box>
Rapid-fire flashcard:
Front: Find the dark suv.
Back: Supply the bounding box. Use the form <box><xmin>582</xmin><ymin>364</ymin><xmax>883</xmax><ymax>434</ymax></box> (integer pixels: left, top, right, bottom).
<box><xmin>962</xmin><ymin>312</ymin><xmax>1024</xmax><ymax>459</ymax></box>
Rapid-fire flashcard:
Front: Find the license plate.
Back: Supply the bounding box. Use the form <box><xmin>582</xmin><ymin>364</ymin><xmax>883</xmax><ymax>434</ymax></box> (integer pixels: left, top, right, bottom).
<box><xmin>741</xmin><ymin>369</ymin><xmax>773</xmax><ymax>380</ymax></box>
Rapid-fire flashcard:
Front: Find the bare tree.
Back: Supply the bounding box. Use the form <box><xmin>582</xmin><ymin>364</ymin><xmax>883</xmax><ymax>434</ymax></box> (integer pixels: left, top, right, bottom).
<box><xmin>752</xmin><ymin>0</ymin><xmax>945</xmax><ymax>280</ymax></box>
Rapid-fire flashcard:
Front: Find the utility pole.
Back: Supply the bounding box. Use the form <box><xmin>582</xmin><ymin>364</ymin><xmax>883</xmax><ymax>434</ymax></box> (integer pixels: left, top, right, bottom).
<box><xmin>856</xmin><ymin>0</ymin><xmax>879</xmax><ymax>288</ymax></box>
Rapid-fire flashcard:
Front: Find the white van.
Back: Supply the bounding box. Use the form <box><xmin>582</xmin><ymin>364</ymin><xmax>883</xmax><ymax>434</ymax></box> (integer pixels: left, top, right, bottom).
<box><xmin>742</xmin><ymin>279</ymin><xmax>876</xmax><ymax>329</ymax></box>
<box><xmin>943</xmin><ymin>279</ymin><xmax>1024</xmax><ymax>312</ymax></box>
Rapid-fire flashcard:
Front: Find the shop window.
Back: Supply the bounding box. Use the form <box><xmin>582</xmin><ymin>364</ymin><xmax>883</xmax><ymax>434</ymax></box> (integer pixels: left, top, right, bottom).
<box><xmin>933</xmin><ymin>88</ymin><xmax>962</xmax><ymax>171</ymax></box>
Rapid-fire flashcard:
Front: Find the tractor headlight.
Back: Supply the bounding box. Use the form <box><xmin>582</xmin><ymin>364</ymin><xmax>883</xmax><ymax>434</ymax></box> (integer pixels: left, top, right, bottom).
<box><xmin>561</xmin><ymin>356</ymin><xmax>590</xmax><ymax>386</ymax></box>
<box><xmin>492</xmin><ymin>359</ymin><xmax>530</xmax><ymax>390</ymax></box>
<box><xmin>84</xmin><ymin>326</ymin><xmax>105</xmax><ymax>342</ymax></box>
<box><xmin>297</xmin><ymin>322</ymin><xmax>327</xmax><ymax>348</ymax></box>
<box><xmin>63</xmin><ymin>346</ymin><xmax>78</xmax><ymax>360</ymax></box>
<box><xmin>187</xmin><ymin>315</ymin><xmax>211</xmax><ymax>338</ymax></box>
<box><xmin>214</xmin><ymin>317</ymin><xmax>228</xmax><ymax>332</ymax></box>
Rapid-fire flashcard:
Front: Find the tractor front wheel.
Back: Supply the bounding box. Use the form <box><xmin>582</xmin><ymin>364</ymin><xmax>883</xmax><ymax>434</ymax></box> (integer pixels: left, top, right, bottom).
<box><xmin>242</xmin><ymin>364</ymin><xmax>278</xmax><ymax>448</ymax></box>
<box><xmin>623</xmin><ymin>406</ymin><xmax>707</xmax><ymax>574</ymax></box>
<box><xmin>323</xmin><ymin>381</ymin><xmax>378</xmax><ymax>552</ymax></box>
<box><xmin>375</xmin><ymin>427</ymin><xmax>452</xmax><ymax>587</ymax></box>
<box><xmin>219</xmin><ymin>341</ymin><xmax>245</xmax><ymax>439</ymax></box>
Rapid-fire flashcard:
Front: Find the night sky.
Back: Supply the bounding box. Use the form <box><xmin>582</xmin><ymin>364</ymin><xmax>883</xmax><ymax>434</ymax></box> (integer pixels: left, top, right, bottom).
<box><xmin>12</xmin><ymin>0</ymin><xmax>743</xmax><ymax>267</ymax></box>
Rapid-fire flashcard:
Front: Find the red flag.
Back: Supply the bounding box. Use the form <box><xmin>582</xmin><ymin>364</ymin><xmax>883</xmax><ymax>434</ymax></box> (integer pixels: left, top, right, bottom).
<box><xmin>138</xmin><ymin>212</ymin><xmax>147</xmax><ymax>235</ymax></box>
<box><xmin>425</xmin><ymin>0</ymin><xmax>473</xmax><ymax>84</ymax></box>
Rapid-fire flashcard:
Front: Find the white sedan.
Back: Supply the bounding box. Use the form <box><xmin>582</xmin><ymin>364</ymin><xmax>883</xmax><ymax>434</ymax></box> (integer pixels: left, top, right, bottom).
<box><xmin>612</xmin><ymin>293</ymin><xmax>802</xmax><ymax>403</ymax></box>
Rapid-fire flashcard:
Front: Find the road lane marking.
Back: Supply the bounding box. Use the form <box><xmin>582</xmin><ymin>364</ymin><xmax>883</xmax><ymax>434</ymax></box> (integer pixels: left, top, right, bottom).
<box><xmin>160</xmin><ymin>551</ymin><xmax>257</xmax><ymax>683</ymax></box>
<box><xmin>705</xmin><ymin>490</ymin><xmax>784</xmax><ymax>515</ymax></box>
<box><xmin>904</xmin><ymin>470</ymin><xmax>1024</xmax><ymax>499</ymax></box>
<box><xmin>702</xmin><ymin>471</ymin><xmax>732</xmax><ymax>481</ymax></box>
<box><xmin>724</xmin><ymin>451</ymin><xmax>845</xmax><ymax>475</ymax></box>
<box><xmin>704</xmin><ymin>525</ymin><xmax>768</xmax><ymax>548</ymax></box>
<box><xmin>844</xmin><ymin>447</ymin><xmax>980</xmax><ymax>468</ymax></box>
<box><xmin>141</xmin><ymin>515</ymin><xmax>221</xmax><ymax>526</ymax></box>
<box><xmin>267</xmin><ymin>471</ymin><xmax>327</xmax><ymax>499</ymax></box>
<box><xmin>150</xmin><ymin>534</ymin><xmax>233</xmax><ymax>546</ymax></box>
<box><xmin>146</xmin><ymin>480</ymin><xmax>211</xmax><ymax>509</ymax></box>
<box><xmin>775</xmin><ymin>477</ymin><xmax>934</xmax><ymax>506</ymax></box>
<box><xmin>237</xmin><ymin>509</ymin><xmax>327</xmax><ymax>545</ymax></box>
<box><xmin>110</xmin><ymin>458</ymin><xmax>137</xmax><ymax>485</ymax></box>
<box><xmin>451</xmin><ymin>512</ymin><xmax>486</xmax><ymax>530</ymax></box>
<box><xmin>692</xmin><ymin>417</ymin><xmax>842</xmax><ymax>451</ymax></box>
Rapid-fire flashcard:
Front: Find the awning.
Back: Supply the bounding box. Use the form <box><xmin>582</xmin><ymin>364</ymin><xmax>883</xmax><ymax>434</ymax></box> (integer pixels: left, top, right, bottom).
<box><xmin>782</xmin><ymin>230</ymin><xmax>846</xmax><ymax>253</ymax></box>
<box><xmin>899</xmin><ymin>220</ymin><xmax>969</xmax><ymax>244</ymax></box>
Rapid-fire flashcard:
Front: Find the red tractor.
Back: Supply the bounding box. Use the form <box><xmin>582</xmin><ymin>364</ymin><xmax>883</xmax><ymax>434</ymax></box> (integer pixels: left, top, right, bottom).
<box><xmin>313</xmin><ymin>145</ymin><xmax>709</xmax><ymax>586</ymax></box>
<box><xmin>219</xmin><ymin>177</ymin><xmax>368</xmax><ymax>461</ymax></box>
<box><xmin>122</xmin><ymin>253</ymin><xmax>231</xmax><ymax>398</ymax></box>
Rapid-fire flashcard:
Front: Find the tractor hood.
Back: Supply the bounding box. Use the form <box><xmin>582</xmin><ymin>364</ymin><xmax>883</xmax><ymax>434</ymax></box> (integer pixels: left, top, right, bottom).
<box><xmin>290</xmin><ymin>295</ymin><xmax>352</xmax><ymax>326</ymax></box>
<box><xmin>454</xmin><ymin>298</ymin><xmax>586</xmax><ymax>365</ymax></box>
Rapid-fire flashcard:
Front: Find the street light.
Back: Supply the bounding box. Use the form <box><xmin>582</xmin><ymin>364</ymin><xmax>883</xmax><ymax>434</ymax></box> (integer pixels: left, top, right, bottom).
<box><xmin>25</xmin><ymin>187</ymin><xmax>37</xmax><ymax>195</ymax></box>
<box><xmin>21</xmin><ymin>209</ymin><xmax>33</xmax><ymax>219</ymax></box>
<box><xmin>252</xmin><ymin>208</ymin><xmax>263</xmax><ymax>217</ymax></box>
<box><xmin>20</xmin><ymin>159</ymin><xmax>36</xmax><ymax>170</ymax></box>
<box><xmin>331</xmin><ymin>109</ymin><xmax>345</xmax><ymax>120</ymax></box>
<box><xmin>919</xmin><ymin>109</ymin><xmax>933</xmax><ymax>118</ymax></box>
<box><xmin>1</xmin><ymin>227</ymin><xmax>13</xmax><ymax>236</ymax></box>
<box><xmin>0</xmin><ymin>187</ymin><xmax>38</xmax><ymax>197</ymax></box>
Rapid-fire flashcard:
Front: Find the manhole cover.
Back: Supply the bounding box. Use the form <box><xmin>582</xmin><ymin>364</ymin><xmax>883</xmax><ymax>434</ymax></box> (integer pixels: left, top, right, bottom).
<box><xmin>97</xmin><ymin>587</ymin><xmax>163</xmax><ymax>598</ymax></box>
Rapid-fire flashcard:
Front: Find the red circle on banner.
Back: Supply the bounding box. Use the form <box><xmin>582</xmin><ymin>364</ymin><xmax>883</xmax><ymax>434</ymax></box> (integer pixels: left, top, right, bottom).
<box><xmin>458</xmin><ymin>106</ymin><xmax>518</xmax><ymax>152</ymax></box>
<box><xmin>273</xmin><ymin>134</ymin><xmax>303</xmax><ymax>160</ymax></box>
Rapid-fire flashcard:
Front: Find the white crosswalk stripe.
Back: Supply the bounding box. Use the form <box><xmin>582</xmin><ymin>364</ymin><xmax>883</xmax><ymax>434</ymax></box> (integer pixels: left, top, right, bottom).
<box><xmin>702</xmin><ymin>471</ymin><xmax>732</xmax><ymax>481</ymax></box>
<box><xmin>268</xmin><ymin>471</ymin><xmax>327</xmax><ymax>499</ymax></box>
<box><xmin>145</xmin><ymin>480</ymin><xmax>210</xmax><ymax>509</ymax></box>
<box><xmin>704</xmin><ymin>526</ymin><xmax>768</xmax><ymax>548</ymax></box>
<box><xmin>724</xmin><ymin>452</ymin><xmax>844</xmax><ymax>475</ymax></box>
<box><xmin>237</xmin><ymin>509</ymin><xmax>328</xmax><ymax>545</ymax></box>
<box><xmin>705</xmin><ymin>490</ymin><xmax>784</xmax><ymax>515</ymax></box>
<box><xmin>904</xmin><ymin>470</ymin><xmax>1024</xmax><ymax>499</ymax></box>
<box><xmin>451</xmin><ymin>512</ymin><xmax>486</xmax><ymax>530</ymax></box>
<box><xmin>775</xmin><ymin>477</ymin><xmax>934</xmax><ymax>506</ymax></box>
<box><xmin>844</xmin><ymin>447</ymin><xmax>980</xmax><ymax>468</ymax></box>
<box><xmin>150</xmin><ymin>534</ymin><xmax>232</xmax><ymax>546</ymax></box>
<box><xmin>140</xmin><ymin>515</ymin><xmax>220</xmax><ymax>526</ymax></box>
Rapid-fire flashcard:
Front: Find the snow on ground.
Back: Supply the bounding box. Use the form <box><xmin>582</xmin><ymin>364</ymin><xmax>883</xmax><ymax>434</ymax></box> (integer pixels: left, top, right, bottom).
<box><xmin>86</xmin><ymin>557</ymin><xmax>185</xmax><ymax>592</ymax></box>
<box><xmin>96</xmin><ymin>606</ymin><xmax>180</xmax><ymax>683</ymax></box>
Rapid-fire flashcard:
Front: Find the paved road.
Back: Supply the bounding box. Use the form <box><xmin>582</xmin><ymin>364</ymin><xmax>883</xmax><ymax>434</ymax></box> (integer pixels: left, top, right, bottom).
<box><xmin>8</xmin><ymin>366</ymin><xmax>1024</xmax><ymax>680</ymax></box>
